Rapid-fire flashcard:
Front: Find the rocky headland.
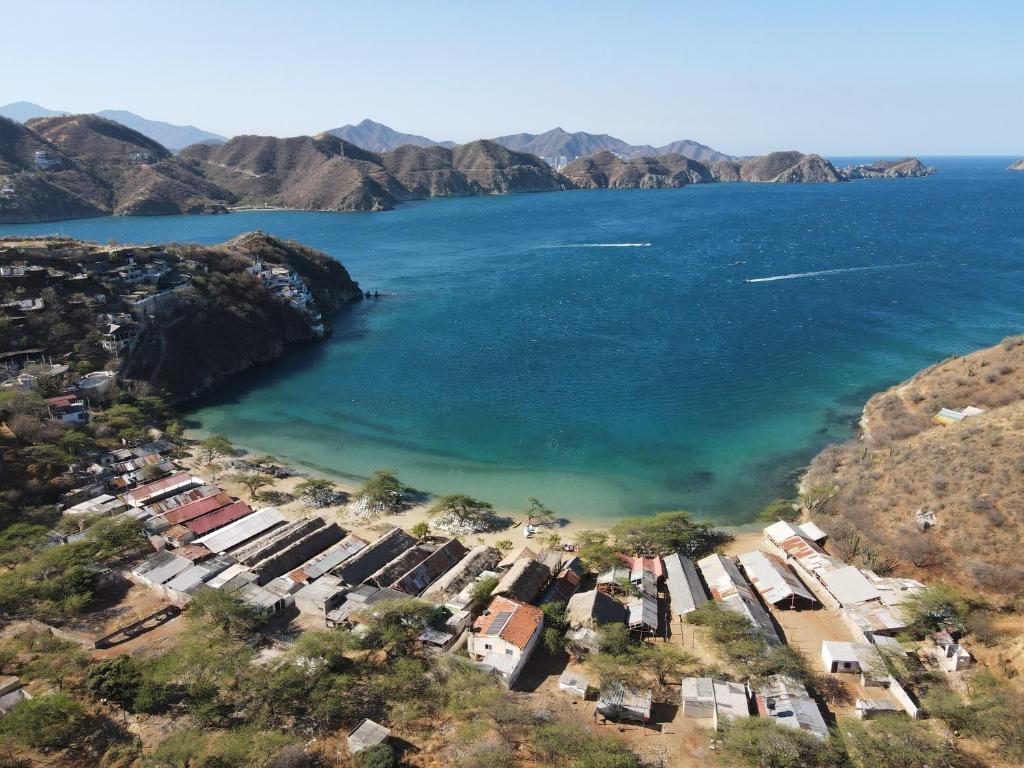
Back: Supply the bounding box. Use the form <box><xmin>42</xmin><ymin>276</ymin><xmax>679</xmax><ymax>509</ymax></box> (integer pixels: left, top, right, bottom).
<box><xmin>842</xmin><ymin>157</ymin><xmax>936</xmax><ymax>179</ymax></box>
<box><xmin>0</xmin><ymin>232</ymin><xmax>361</xmax><ymax>401</ymax></box>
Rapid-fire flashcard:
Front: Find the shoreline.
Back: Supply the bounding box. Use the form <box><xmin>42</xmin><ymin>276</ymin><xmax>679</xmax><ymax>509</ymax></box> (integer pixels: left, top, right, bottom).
<box><xmin>180</xmin><ymin>433</ymin><xmax>766</xmax><ymax>551</ymax></box>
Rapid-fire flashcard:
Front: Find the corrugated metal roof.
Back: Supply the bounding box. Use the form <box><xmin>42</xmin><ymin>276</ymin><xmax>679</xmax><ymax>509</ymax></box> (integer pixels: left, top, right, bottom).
<box><xmin>737</xmin><ymin>550</ymin><xmax>815</xmax><ymax>606</ymax></box>
<box><xmin>291</xmin><ymin>534</ymin><xmax>368</xmax><ymax>582</ymax></box>
<box><xmin>756</xmin><ymin>676</ymin><xmax>828</xmax><ymax>741</ymax></box>
<box><xmin>626</xmin><ymin>594</ymin><xmax>658</xmax><ymax>631</ymax></box>
<box><xmin>391</xmin><ymin>538</ymin><xmax>468</xmax><ymax>594</ymax></box>
<box><xmin>423</xmin><ymin>546</ymin><xmax>501</xmax><ymax>602</ymax></box>
<box><xmin>663</xmin><ymin>553</ymin><xmax>708</xmax><ymax>616</ymax></box>
<box><xmin>193</xmin><ymin>507</ymin><xmax>285</xmax><ymax>553</ymax></box>
<box><xmin>185</xmin><ymin>500</ymin><xmax>254</xmax><ymax>536</ymax></box>
<box><xmin>697</xmin><ymin>554</ymin><xmax>781</xmax><ymax>644</ymax></box>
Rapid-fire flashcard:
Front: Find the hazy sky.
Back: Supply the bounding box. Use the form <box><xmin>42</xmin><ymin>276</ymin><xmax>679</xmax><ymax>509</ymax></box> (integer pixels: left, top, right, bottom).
<box><xmin>5</xmin><ymin>1</ymin><xmax>1021</xmax><ymax>155</ymax></box>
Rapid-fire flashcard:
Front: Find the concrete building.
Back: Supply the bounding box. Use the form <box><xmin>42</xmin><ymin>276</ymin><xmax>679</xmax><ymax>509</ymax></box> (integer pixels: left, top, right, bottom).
<box><xmin>468</xmin><ymin>596</ymin><xmax>544</xmax><ymax>689</ymax></box>
<box><xmin>294</xmin><ymin>575</ymin><xmax>347</xmax><ymax>618</ymax></box>
<box><xmin>681</xmin><ymin>677</ymin><xmax>750</xmax><ymax>729</ymax></box>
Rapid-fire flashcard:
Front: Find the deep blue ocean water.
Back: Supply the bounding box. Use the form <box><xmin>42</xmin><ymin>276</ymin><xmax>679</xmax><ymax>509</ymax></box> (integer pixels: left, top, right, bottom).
<box><xmin>3</xmin><ymin>158</ymin><xmax>1022</xmax><ymax>523</ymax></box>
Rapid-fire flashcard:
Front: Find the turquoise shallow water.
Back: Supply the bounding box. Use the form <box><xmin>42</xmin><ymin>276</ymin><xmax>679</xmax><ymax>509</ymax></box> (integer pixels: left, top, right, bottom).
<box><xmin>3</xmin><ymin>158</ymin><xmax>1023</xmax><ymax>523</ymax></box>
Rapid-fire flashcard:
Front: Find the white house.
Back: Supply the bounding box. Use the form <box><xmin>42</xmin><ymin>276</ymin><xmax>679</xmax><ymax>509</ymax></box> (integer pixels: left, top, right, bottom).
<box><xmin>681</xmin><ymin>677</ymin><xmax>750</xmax><ymax>729</ymax></box>
<box><xmin>467</xmin><ymin>596</ymin><xmax>544</xmax><ymax>689</ymax></box>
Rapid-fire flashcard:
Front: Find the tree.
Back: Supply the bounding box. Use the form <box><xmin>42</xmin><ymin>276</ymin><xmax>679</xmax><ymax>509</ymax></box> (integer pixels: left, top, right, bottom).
<box><xmin>0</xmin><ymin>692</ymin><xmax>86</xmax><ymax>749</ymax></box>
<box><xmin>187</xmin><ymin>588</ymin><xmax>264</xmax><ymax>637</ymax></box>
<box><xmin>198</xmin><ymin>435</ymin><xmax>234</xmax><ymax>465</ymax></box>
<box><xmin>596</xmin><ymin>623</ymin><xmax>637</xmax><ymax>657</ymax></box>
<box><xmin>611</xmin><ymin>511</ymin><xmax>728</xmax><ymax>558</ymax></box>
<box><xmin>525</xmin><ymin>497</ymin><xmax>555</xmax><ymax>527</ymax></box>
<box><xmin>358</xmin><ymin>599</ymin><xmax>436</xmax><ymax>658</ymax></box>
<box><xmin>533</xmin><ymin>723</ymin><xmax>640</xmax><ymax>768</ymax></box>
<box><xmin>901</xmin><ymin>586</ymin><xmax>971</xmax><ymax>637</ymax></box>
<box><xmin>231</xmin><ymin>472</ymin><xmax>271</xmax><ymax>500</ymax></box>
<box><xmin>355</xmin><ymin>743</ymin><xmax>398</xmax><ymax>768</ymax></box>
<box><xmin>637</xmin><ymin>643</ymin><xmax>695</xmax><ymax>686</ymax></box>
<box><xmin>576</xmin><ymin>530</ymin><xmax>621</xmax><ymax>573</ymax></box>
<box><xmin>469</xmin><ymin>575</ymin><xmax>500</xmax><ymax>611</ymax></box>
<box><xmin>360</xmin><ymin>470</ymin><xmax>404</xmax><ymax>510</ymax></box>
<box><xmin>842</xmin><ymin>714</ymin><xmax>959</xmax><ymax>768</ymax></box>
<box><xmin>86</xmin><ymin>655</ymin><xmax>142</xmax><ymax>710</ymax></box>
<box><xmin>410</xmin><ymin>521</ymin><xmax>430</xmax><ymax>540</ymax></box>
<box><xmin>756</xmin><ymin>498</ymin><xmax>800</xmax><ymax>523</ymax></box>
<box><xmin>716</xmin><ymin>717</ymin><xmax>843</xmax><ymax>768</ymax></box>
<box><xmin>295</xmin><ymin>478</ymin><xmax>340</xmax><ymax>508</ymax></box>
<box><xmin>429</xmin><ymin>494</ymin><xmax>495</xmax><ymax>530</ymax></box>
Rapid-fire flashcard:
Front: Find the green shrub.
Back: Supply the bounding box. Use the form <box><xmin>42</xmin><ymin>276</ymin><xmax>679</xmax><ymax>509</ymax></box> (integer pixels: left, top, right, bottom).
<box><xmin>354</xmin><ymin>743</ymin><xmax>397</xmax><ymax>768</ymax></box>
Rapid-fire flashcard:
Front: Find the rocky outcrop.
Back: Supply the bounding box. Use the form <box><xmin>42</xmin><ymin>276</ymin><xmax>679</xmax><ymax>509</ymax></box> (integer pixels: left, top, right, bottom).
<box><xmin>842</xmin><ymin>158</ymin><xmax>936</xmax><ymax>179</ymax></box>
<box><xmin>711</xmin><ymin>151</ymin><xmax>846</xmax><ymax>183</ymax></box>
<box><xmin>181</xmin><ymin>136</ymin><xmax>570</xmax><ymax>212</ymax></box>
<box><xmin>1008</xmin><ymin>159</ymin><xmax>1024</xmax><ymax>171</ymax></box>
<box><xmin>561</xmin><ymin>151</ymin><xmax>714</xmax><ymax>189</ymax></box>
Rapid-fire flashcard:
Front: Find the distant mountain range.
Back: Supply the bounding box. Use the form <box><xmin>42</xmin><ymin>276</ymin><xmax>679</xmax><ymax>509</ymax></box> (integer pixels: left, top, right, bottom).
<box><xmin>490</xmin><ymin>127</ymin><xmax>735</xmax><ymax>164</ymax></box>
<box><xmin>324</xmin><ymin>119</ymin><xmax>457</xmax><ymax>152</ymax></box>
<box><xmin>323</xmin><ymin>120</ymin><xmax>733</xmax><ymax>164</ymax></box>
<box><xmin>0</xmin><ymin>102</ymin><xmax>226</xmax><ymax>152</ymax></box>
<box><xmin>0</xmin><ymin>109</ymin><xmax>936</xmax><ymax>224</ymax></box>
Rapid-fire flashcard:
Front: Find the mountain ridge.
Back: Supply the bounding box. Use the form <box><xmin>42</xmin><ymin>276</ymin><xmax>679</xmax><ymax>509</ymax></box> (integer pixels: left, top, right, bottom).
<box><xmin>0</xmin><ymin>101</ymin><xmax>227</xmax><ymax>151</ymax></box>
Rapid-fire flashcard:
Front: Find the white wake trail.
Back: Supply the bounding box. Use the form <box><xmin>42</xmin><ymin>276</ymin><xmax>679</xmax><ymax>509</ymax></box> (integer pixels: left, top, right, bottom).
<box><xmin>744</xmin><ymin>263</ymin><xmax>912</xmax><ymax>283</ymax></box>
<box><xmin>559</xmin><ymin>242</ymin><xmax>652</xmax><ymax>248</ymax></box>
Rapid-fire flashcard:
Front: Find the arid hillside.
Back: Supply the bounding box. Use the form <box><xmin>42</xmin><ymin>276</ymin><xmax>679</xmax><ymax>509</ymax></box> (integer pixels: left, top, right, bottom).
<box><xmin>181</xmin><ymin>135</ymin><xmax>570</xmax><ymax>211</ymax></box>
<box><xmin>804</xmin><ymin>335</ymin><xmax>1024</xmax><ymax>603</ymax></box>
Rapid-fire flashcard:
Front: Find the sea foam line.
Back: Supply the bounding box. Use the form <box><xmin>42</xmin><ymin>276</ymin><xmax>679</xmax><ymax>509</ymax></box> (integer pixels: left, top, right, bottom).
<box><xmin>744</xmin><ymin>263</ymin><xmax>912</xmax><ymax>283</ymax></box>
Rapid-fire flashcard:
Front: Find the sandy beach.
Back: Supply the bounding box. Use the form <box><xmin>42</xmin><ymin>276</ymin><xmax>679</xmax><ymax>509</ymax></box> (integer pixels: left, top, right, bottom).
<box><xmin>179</xmin><ymin>442</ymin><xmax>764</xmax><ymax>554</ymax></box>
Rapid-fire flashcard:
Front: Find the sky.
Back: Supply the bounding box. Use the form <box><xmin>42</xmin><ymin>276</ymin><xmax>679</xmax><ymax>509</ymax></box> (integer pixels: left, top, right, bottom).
<box><xmin>3</xmin><ymin>1</ymin><xmax>1022</xmax><ymax>155</ymax></box>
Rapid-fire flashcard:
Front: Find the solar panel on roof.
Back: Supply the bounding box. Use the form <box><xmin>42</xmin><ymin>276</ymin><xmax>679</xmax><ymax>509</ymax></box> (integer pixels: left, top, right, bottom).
<box><xmin>486</xmin><ymin>610</ymin><xmax>512</xmax><ymax>635</ymax></box>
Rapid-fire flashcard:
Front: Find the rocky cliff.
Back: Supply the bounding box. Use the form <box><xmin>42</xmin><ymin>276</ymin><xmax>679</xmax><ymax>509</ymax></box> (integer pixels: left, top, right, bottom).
<box><xmin>842</xmin><ymin>157</ymin><xmax>936</xmax><ymax>179</ymax></box>
<box><xmin>561</xmin><ymin>151</ymin><xmax>714</xmax><ymax>189</ymax></box>
<box><xmin>0</xmin><ymin>115</ymin><xmax>235</xmax><ymax>222</ymax></box>
<box><xmin>181</xmin><ymin>136</ymin><xmax>570</xmax><ymax>211</ymax></box>
<box><xmin>124</xmin><ymin>233</ymin><xmax>361</xmax><ymax>400</ymax></box>
<box><xmin>0</xmin><ymin>232</ymin><xmax>360</xmax><ymax>401</ymax></box>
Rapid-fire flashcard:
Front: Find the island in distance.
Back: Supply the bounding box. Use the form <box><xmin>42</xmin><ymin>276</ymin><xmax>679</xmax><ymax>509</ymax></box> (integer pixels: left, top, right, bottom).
<box><xmin>1009</xmin><ymin>159</ymin><xmax>1024</xmax><ymax>171</ymax></box>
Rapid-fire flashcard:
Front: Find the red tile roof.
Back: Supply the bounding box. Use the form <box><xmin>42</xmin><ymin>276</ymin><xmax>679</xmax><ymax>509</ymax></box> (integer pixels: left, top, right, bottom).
<box><xmin>473</xmin><ymin>596</ymin><xmax>543</xmax><ymax>650</ymax></box>
<box><xmin>47</xmin><ymin>395</ymin><xmax>79</xmax><ymax>408</ymax></box>
<box><xmin>163</xmin><ymin>492</ymin><xmax>233</xmax><ymax>525</ymax></box>
<box><xmin>184</xmin><ymin>500</ymin><xmax>253</xmax><ymax>536</ymax></box>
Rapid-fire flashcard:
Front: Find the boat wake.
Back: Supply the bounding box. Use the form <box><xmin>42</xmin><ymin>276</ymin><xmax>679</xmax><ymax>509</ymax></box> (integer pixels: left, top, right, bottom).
<box><xmin>558</xmin><ymin>242</ymin><xmax>651</xmax><ymax>248</ymax></box>
<box><xmin>744</xmin><ymin>263</ymin><xmax>913</xmax><ymax>283</ymax></box>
